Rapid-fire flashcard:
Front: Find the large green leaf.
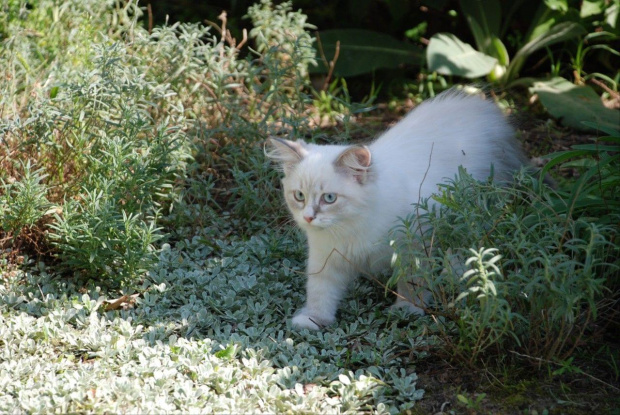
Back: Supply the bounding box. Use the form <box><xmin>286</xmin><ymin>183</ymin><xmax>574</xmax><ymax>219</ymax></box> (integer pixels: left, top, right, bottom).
<box><xmin>505</xmin><ymin>22</ymin><xmax>586</xmax><ymax>82</ymax></box>
<box><xmin>529</xmin><ymin>77</ymin><xmax>620</xmax><ymax>132</ymax></box>
<box><xmin>545</xmin><ymin>0</ymin><xmax>568</xmax><ymax>13</ymax></box>
<box><xmin>311</xmin><ymin>29</ymin><xmax>424</xmax><ymax>77</ymax></box>
<box><xmin>458</xmin><ymin>0</ymin><xmax>509</xmax><ymax>70</ymax></box>
<box><xmin>605</xmin><ymin>2</ymin><xmax>619</xmax><ymax>30</ymax></box>
<box><xmin>580</xmin><ymin>0</ymin><xmax>605</xmax><ymax>18</ymax></box>
<box><xmin>427</xmin><ymin>33</ymin><xmax>497</xmax><ymax>78</ymax></box>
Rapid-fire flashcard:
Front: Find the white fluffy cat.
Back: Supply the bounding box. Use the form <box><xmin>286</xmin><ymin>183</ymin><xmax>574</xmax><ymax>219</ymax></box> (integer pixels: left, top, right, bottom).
<box><xmin>266</xmin><ymin>89</ymin><xmax>527</xmax><ymax>330</ymax></box>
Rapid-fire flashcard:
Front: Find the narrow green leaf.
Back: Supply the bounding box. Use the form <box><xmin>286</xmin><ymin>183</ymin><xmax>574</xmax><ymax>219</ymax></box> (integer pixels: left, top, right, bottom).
<box><xmin>570</xmin><ymin>144</ymin><xmax>619</xmax><ymax>152</ymax></box>
<box><xmin>540</xmin><ymin>149</ymin><xmax>592</xmax><ymax>181</ymax></box>
<box><xmin>579</xmin><ymin>123</ymin><xmax>620</xmax><ymax>136</ymax></box>
<box><xmin>459</xmin><ymin>0</ymin><xmax>501</xmax><ymax>52</ymax></box>
<box><xmin>584</xmin><ymin>30</ymin><xmax>618</xmax><ymax>41</ymax></box>
<box><xmin>505</xmin><ymin>22</ymin><xmax>586</xmax><ymax>82</ymax></box>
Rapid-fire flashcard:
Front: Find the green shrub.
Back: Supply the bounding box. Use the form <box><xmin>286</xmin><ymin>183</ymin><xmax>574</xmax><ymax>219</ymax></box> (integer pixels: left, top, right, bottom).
<box><xmin>0</xmin><ymin>160</ymin><xmax>52</xmax><ymax>237</ymax></box>
<box><xmin>1</xmin><ymin>0</ymin><xmax>321</xmax><ymax>283</ymax></box>
<box><xmin>160</xmin><ymin>0</ymin><xmax>320</xmax><ymax>233</ymax></box>
<box><xmin>0</xmin><ymin>0</ymin><xmax>141</xmax><ymax>116</ymax></box>
<box><xmin>247</xmin><ymin>0</ymin><xmax>317</xmax><ymax>79</ymax></box>
<box><xmin>390</xmin><ymin>167</ymin><xmax>618</xmax><ymax>365</ymax></box>
<box><xmin>47</xmin><ymin>188</ymin><xmax>162</xmax><ymax>285</ymax></box>
<box><xmin>2</xmin><ymin>41</ymin><xmax>189</xmax><ymax>286</ymax></box>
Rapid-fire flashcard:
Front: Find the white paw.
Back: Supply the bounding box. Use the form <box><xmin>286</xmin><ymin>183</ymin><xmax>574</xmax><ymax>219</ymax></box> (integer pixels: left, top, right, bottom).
<box><xmin>391</xmin><ymin>300</ymin><xmax>426</xmax><ymax>316</ymax></box>
<box><xmin>291</xmin><ymin>314</ymin><xmax>321</xmax><ymax>330</ymax></box>
<box><xmin>292</xmin><ymin>307</ymin><xmax>336</xmax><ymax>330</ymax></box>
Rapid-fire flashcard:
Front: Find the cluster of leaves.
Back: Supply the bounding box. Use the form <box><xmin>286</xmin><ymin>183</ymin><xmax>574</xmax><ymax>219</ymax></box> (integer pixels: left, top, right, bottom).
<box><xmin>1</xmin><ymin>3</ymin><xmax>191</xmax><ymax>286</ymax></box>
<box><xmin>426</xmin><ymin>0</ymin><xmax>619</xmax><ymax>131</ymax></box>
<box><xmin>0</xmin><ymin>229</ymin><xmax>426</xmax><ymax>413</ymax></box>
<box><xmin>0</xmin><ymin>0</ymin><xmax>319</xmax><ymax>286</ymax></box>
<box><xmin>390</xmin><ymin>135</ymin><xmax>620</xmax><ymax>364</ymax></box>
<box><xmin>302</xmin><ymin>1</ymin><xmax>619</xmax><ymax>129</ymax></box>
<box><xmin>540</xmin><ymin>124</ymin><xmax>620</xmax><ymax>224</ymax></box>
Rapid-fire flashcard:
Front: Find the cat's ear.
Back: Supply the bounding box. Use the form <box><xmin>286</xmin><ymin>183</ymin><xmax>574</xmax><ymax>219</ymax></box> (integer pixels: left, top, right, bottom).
<box><xmin>265</xmin><ymin>138</ymin><xmax>307</xmax><ymax>173</ymax></box>
<box><xmin>335</xmin><ymin>145</ymin><xmax>372</xmax><ymax>184</ymax></box>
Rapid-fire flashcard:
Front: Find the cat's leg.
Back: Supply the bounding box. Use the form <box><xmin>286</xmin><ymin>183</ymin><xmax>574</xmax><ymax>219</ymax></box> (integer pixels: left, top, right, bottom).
<box><xmin>292</xmin><ymin>269</ymin><xmax>349</xmax><ymax>329</ymax></box>
<box><xmin>292</xmin><ymin>248</ymin><xmax>352</xmax><ymax>330</ymax></box>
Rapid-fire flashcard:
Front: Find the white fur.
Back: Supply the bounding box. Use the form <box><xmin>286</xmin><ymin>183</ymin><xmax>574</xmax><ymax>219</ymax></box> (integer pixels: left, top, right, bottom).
<box><xmin>267</xmin><ymin>89</ymin><xmax>526</xmax><ymax>330</ymax></box>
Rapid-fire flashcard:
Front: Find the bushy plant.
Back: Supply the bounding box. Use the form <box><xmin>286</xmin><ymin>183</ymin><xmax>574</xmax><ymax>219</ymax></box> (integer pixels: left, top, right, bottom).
<box><xmin>390</xmin><ymin>167</ymin><xmax>618</xmax><ymax>365</ymax></box>
<box><xmin>159</xmin><ymin>0</ymin><xmax>320</xmax><ymax>232</ymax></box>
<box><xmin>48</xmin><ymin>189</ymin><xmax>162</xmax><ymax>284</ymax></box>
<box><xmin>0</xmin><ymin>161</ymin><xmax>52</xmax><ymax>238</ymax></box>
<box><xmin>2</xmin><ymin>41</ymin><xmax>190</xmax><ymax>285</ymax></box>
<box><xmin>0</xmin><ymin>0</ymin><xmax>141</xmax><ymax>116</ymax></box>
<box><xmin>247</xmin><ymin>0</ymin><xmax>317</xmax><ymax>79</ymax></box>
<box><xmin>1</xmin><ymin>0</ymin><xmax>324</xmax><ymax>284</ymax></box>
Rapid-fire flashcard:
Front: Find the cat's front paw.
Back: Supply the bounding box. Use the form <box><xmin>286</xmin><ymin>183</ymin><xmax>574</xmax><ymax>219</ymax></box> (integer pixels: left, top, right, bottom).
<box><xmin>291</xmin><ymin>314</ymin><xmax>322</xmax><ymax>330</ymax></box>
<box><xmin>291</xmin><ymin>309</ymin><xmax>333</xmax><ymax>330</ymax></box>
<box><xmin>391</xmin><ymin>300</ymin><xmax>426</xmax><ymax>316</ymax></box>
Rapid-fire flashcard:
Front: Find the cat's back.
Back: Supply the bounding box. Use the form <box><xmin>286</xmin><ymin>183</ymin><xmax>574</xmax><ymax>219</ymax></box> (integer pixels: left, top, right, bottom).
<box><xmin>369</xmin><ymin>89</ymin><xmax>525</xmax><ymax>185</ymax></box>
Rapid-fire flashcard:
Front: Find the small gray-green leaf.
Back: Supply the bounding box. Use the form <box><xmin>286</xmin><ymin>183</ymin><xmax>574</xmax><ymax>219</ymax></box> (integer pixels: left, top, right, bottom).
<box><xmin>215</xmin><ymin>344</ymin><xmax>238</xmax><ymax>360</ymax></box>
<box><xmin>427</xmin><ymin>33</ymin><xmax>497</xmax><ymax>78</ymax></box>
<box><xmin>529</xmin><ymin>77</ymin><xmax>620</xmax><ymax>132</ymax></box>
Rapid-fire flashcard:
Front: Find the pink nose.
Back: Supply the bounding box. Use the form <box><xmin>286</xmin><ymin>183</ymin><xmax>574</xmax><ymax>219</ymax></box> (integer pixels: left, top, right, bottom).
<box><xmin>304</xmin><ymin>216</ymin><xmax>314</xmax><ymax>223</ymax></box>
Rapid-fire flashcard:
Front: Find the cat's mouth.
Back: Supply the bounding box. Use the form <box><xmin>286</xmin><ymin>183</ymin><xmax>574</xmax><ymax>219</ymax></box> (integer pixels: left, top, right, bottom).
<box><xmin>299</xmin><ymin>217</ymin><xmax>329</xmax><ymax>229</ymax></box>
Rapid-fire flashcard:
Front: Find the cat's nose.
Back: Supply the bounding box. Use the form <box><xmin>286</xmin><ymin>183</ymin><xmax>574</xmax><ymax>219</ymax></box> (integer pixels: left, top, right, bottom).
<box><xmin>303</xmin><ymin>215</ymin><xmax>314</xmax><ymax>223</ymax></box>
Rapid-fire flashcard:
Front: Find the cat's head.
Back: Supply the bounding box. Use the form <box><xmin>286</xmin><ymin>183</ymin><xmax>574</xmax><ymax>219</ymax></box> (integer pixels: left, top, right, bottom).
<box><xmin>266</xmin><ymin>138</ymin><xmax>373</xmax><ymax>232</ymax></box>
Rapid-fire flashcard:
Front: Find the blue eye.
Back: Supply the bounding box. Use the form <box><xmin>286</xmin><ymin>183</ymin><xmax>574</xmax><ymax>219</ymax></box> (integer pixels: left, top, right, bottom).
<box><xmin>293</xmin><ymin>190</ymin><xmax>305</xmax><ymax>202</ymax></box>
<box><xmin>322</xmin><ymin>193</ymin><xmax>337</xmax><ymax>204</ymax></box>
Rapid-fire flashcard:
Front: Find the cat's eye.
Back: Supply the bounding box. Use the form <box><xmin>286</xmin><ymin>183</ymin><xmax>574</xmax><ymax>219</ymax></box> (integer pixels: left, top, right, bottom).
<box><xmin>322</xmin><ymin>193</ymin><xmax>337</xmax><ymax>204</ymax></box>
<box><xmin>293</xmin><ymin>190</ymin><xmax>305</xmax><ymax>202</ymax></box>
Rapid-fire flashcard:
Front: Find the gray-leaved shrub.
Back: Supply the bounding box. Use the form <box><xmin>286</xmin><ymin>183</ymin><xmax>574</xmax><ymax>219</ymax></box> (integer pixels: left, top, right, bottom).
<box><xmin>1</xmin><ymin>0</ymin><xmax>322</xmax><ymax>283</ymax></box>
<box><xmin>0</xmin><ymin>161</ymin><xmax>52</xmax><ymax>237</ymax></box>
<box><xmin>43</xmin><ymin>43</ymin><xmax>190</xmax><ymax>285</ymax></box>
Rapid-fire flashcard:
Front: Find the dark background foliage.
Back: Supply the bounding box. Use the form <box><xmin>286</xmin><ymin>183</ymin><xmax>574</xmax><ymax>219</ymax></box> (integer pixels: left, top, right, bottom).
<box><xmin>146</xmin><ymin>0</ymin><xmax>619</xmax><ymax>99</ymax></box>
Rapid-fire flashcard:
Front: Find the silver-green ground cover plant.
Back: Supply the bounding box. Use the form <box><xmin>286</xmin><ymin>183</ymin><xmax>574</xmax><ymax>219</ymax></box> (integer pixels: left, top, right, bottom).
<box><xmin>1</xmin><ymin>230</ymin><xmax>425</xmax><ymax>413</ymax></box>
